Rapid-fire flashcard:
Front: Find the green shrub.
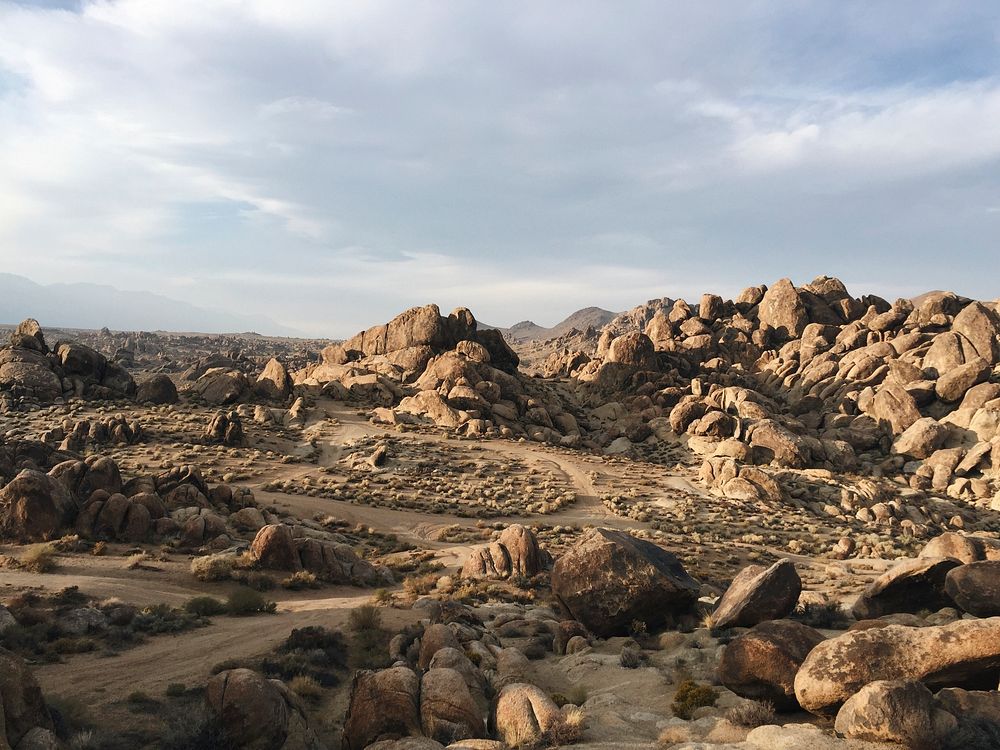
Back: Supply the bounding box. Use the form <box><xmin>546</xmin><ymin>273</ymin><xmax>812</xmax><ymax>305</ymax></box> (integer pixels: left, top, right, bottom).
<box><xmin>184</xmin><ymin>596</ymin><xmax>227</xmax><ymax>617</ymax></box>
<box><xmin>671</xmin><ymin>680</ymin><xmax>718</xmax><ymax>719</ymax></box>
<box><xmin>226</xmin><ymin>589</ymin><xmax>276</xmax><ymax>616</ymax></box>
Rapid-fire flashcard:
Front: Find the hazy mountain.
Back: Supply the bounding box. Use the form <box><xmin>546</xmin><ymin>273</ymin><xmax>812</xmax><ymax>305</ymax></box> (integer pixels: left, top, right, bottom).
<box><xmin>488</xmin><ymin>306</ymin><xmax>617</xmax><ymax>342</ymax></box>
<box><xmin>0</xmin><ymin>273</ymin><xmax>302</xmax><ymax>336</ymax></box>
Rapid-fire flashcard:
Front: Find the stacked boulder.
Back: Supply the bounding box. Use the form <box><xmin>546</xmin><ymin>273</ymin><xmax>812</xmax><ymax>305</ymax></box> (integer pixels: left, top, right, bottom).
<box><xmin>248</xmin><ymin>523</ymin><xmax>386</xmax><ymax>586</ymax></box>
<box><xmin>0</xmin><ymin>319</ymin><xmax>136</xmax><ymax>408</ymax></box>
<box><xmin>295</xmin><ymin>305</ymin><xmax>584</xmax><ymax>446</ymax></box>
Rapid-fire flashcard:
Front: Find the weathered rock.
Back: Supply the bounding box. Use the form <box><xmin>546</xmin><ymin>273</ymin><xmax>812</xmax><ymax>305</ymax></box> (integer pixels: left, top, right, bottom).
<box><xmin>757</xmin><ymin>278</ymin><xmax>808</xmax><ymax>339</ymax></box>
<box><xmin>254</xmin><ymin>358</ymin><xmax>292</xmax><ymax>402</ymax></box>
<box><xmin>135</xmin><ymin>374</ymin><xmax>178</xmax><ymax>404</ymax></box>
<box><xmin>250</xmin><ymin>524</ymin><xmax>300</xmax><ymax>571</ymax></box>
<box><xmin>0</xmin><ymin>648</ymin><xmax>55</xmax><ymax>748</ymax></box>
<box><xmin>920</xmin><ymin>532</ymin><xmax>1000</xmax><ymax>564</ymax></box>
<box><xmin>794</xmin><ymin>617</ymin><xmax>1000</xmax><ymax>715</ymax></box>
<box><xmin>851</xmin><ymin>557</ymin><xmax>961</xmax><ymax>620</ymax></box>
<box><xmin>833</xmin><ymin>680</ymin><xmax>956</xmax><ymax>749</ymax></box>
<box><xmin>205</xmin><ymin>411</ymin><xmax>246</xmax><ymax>446</ymax></box>
<box><xmin>0</xmin><ymin>469</ymin><xmax>76</xmax><ymax>542</ymax></box>
<box><xmin>893</xmin><ymin>417</ymin><xmax>949</xmax><ymax>459</ymax></box>
<box><xmin>551</xmin><ymin>528</ymin><xmax>699</xmax><ymax>637</ymax></box>
<box><xmin>420</xmin><ymin>668</ymin><xmax>484</xmax><ymax>742</ymax></box>
<box><xmin>945</xmin><ymin>561</ymin><xmax>1000</xmax><ymax>617</ymax></box>
<box><xmin>711</xmin><ymin>559</ymin><xmax>801</xmax><ymax>630</ymax></box>
<box><xmin>341</xmin><ymin>667</ymin><xmax>421</xmax><ymax>750</ymax></box>
<box><xmin>717</xmin><ymin>619</ymin><xmax>823</xmax><ymax>710</ymax></box>
<box><xmin>418</xmin><ymin>624</ymin><xmax>461</xmax><ymax>670</ymax></box>
<box><xmin>461</xmin><ymin>524</ymin><xmax>547</xmax><ymax>580</ymax></box>
<box><xmin>935</xmin><ymin>687</ymin><xmax>1000</xmax><ymax>725</ymax></box>
<box><xmin>936</xmin><ymin>357</ymin><xmax>991</xmax><ymax>403</ymax></box>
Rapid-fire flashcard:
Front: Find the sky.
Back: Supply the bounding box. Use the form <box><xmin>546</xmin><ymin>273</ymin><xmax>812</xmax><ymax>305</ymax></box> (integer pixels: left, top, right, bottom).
<box><xmin>0</xmin><ymin>1</ymin><xmax>998</xmax><ymax>337</ymax></box>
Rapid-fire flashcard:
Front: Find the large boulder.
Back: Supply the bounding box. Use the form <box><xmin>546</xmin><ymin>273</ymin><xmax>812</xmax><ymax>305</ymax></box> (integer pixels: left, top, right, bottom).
<box><xmin>420</xmin><ymin>668</ymin><xmax>485</xmax><ymax>742</ymax></box>
<box><xmin>851</xmin><ymin>557</ymin><xmax>961</xmax><ymax>620</ymax></box>
<box><xmin>945</xmin><ymin>561</ymin><xmax>1000</xmax><ymax>617</ymax></box>
<box><xmin>417</xmin><ymin>624</ymin><xmax>462</xmax><ymax>670</ymax></box>
<box><xmin>952</xmin><ymin>301</ymin><xmax>1000</xmax><ymax>363</ymax></box>
<box><xmin>551</xmin><ymin>528</ymin><xmax>699</xmax><ymax>637</ymax></box>
<box><xmin>716</xmin><ymin>619</ymin><xmax>823</xmax><ymax>710</ymax></box>
<box><xmin>342</xmin><ymin>667</ymin><xmax>421</xmax><ymax>750</ymax></box>
<box><xmin>833</xmin><ymin>680</ymin><xmax>956</xmax><ymax>749</ymax></box>
<box><xmin>920</xmin><ymin>532</ymin><xmax>1000</xmax><ymax>564</ymax></box>
<box><xmin>136</xmin><ymin>374</ymin><xmax>178</xmax><ymax>405</ymax></box>
<box><xmin>250</xmin><ymin>524</ymin><xmax>300</xmax><ymax>571</ymax></box>
<box><xmin>0</xmin><ymin>469</ymin><xmax>76</xmax><ymax>542</ymax></box>
<box><xmin>936</xmin><ymin>357</ymin><xmax>992</xmax><ymax>403</ymax></box>
<box><xmin>206</xmin><ymin>668</ymin><xmax>322</xmax><ymax>750</ymax></box>
<box><xmin>0</xmin><ymin>647</ymin><xmax>55</xmax><ymax>748</ymax></box>
<box><xmin>893</xmin><ymin>418</ymin><xmax>949</xmax><ymax>459</ymax></box>
<box><xmin>711</xmin><ymin>559</ymin><xmax>801</xmax><ymax>630</ymax></box>
<box><xmin>193</xmin><ymin>368</ymin><xmax>250</xmax><ymax>405</ymax></box>
<box><xmin>757</xmin><ymin>278</ymin><xmax>808</xmax><ymax>339</ymax></box>
<box><xmin>606</xmin><ymin>331</ymin><xmax>655</xmax><ymax>367</ymax></box>
<box><xmin>254</xmin><ymin>358</ymin><xmax>292</xmax><ymax>402</ymax></box>
<box><xmin>794</xmin><ymin>617</ymin><xmax>1000</xmax><ymax>715</ymax></box>
<box><xmin>205</xmin><ymin>411</ymin><xmax>246</xmax><ymax>447</ymax></box>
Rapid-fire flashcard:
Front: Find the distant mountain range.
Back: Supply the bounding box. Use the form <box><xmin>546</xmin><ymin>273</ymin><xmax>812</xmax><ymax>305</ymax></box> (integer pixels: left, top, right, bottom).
<box><xmin>487</xmin><ymin>306</ymin><xmax>618</xmax><ymax>342</ymax></box>
<box><xmin>0</xmin><ymin>273</ymin><xmax>302</xmax><ymax>336</ymax></box>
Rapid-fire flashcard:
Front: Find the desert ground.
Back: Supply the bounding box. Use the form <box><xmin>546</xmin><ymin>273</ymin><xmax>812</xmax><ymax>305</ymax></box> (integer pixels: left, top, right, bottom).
<box><xmin>1</xmin><ymin>277</ymin><xmax>999</xmax><ymax>750</ymax></box>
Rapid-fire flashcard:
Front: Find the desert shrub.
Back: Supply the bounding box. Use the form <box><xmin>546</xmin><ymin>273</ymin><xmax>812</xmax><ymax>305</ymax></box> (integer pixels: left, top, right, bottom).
<box><xmin>190</xmin><ymin>554</ymin><xmax>234</xmax><ymax>582</ymax></box>
<box><xmin>791</xmin><ymin>601</ymin><xmax>849</xmax><ymax>630</ymax></box>
<box><xmin>67</xmin><ymin>731</ymin><xmax>100</xmax><ymax>750</ymax></box>
<box><xmin>54</xmin><ymin>586</ymin><xmax>88</xmax><ymax>606</ymax></box>
<box><xmin>725</xmin><ymin>700</ymin><xmax>775</xmax><ymax>728</ymax></box>
<box><xmin>127</xmin><ymin>690</ymin><xmax>154</xmax><ymax>705</ymax></box>
<box><xmin>402</xmin><ymin>572</ymin><xmax>438</xmax><ymax>596</ymax></box>
<box><xmin>232</xmin><ymin>570</ymin><xmax>277</xmax><ymax>591</ymax></box>
<box><xmin>210</xmin><ymin>658</ymin><xmax>249</xmax><ymax>675</ymax></box>
<box><xmin>260</xmin><ymin>626</ymin><xmax>347</xmax><ymax>686</ymax></box>
<box><xmin>620</xmin><ymin>645</ymin><xmax>642</xmax><ymax>669</ymax></box>
<box><xmin>943</xmin><ymin>718</ymin><xmax>1000</xmax><ymax>750</ymax></box>
<box><xmin>160</xmin><ymin>707</ymin><xmax>233</xmax><ymax>750</ymax></box>
<box><xmin>373</xmin><ymin>588</ymin><xmax>392</xmax><ymax>605</ymax></box>
<box><xmin>184</xmin><ymin>596</ymin><xmax>227</xmax><ymax>617</ymax></box>
<box><xmin>53</xmin><ymin>637</ymin><xmax>96</xmax><ymax>654</ymax></box>
<box><xmin>347</xmin><ymin>604</ymin><xmax>382</xmax><ymax>632</ymax></box>
<box><xmin>132</xmin><ymin>604</ymin><xmax>202</xmax><ymax>635</ymax></box>
<box><xmin>21</xmin><ymin>543</ymin><xmax>58</xmax><ymax>573</ymax></box>
<box><xmin>91</xmin><ymin>542</ymin><xmax>107</xmax><ymax>557</ymax></box>
<box><xmin>288</xmin><ymin>675</ymin><xmax>323</xmax><ymax>701</ymax></box>
<box><xmin>165</xmin><ymin>683</ymin><xmax>187</xmax><ymax>698</ymax></box>
<box><xmin>542</xmin><ymin>705</ymin><xmax>586</xmax><ymax>745</ymax></box>
<box><xmin>671</xmin><ymin>680</ymin><xmax>718</xmax><ymax>719</ymax></box>
<box><xmin>124</xmin><ymin>553</ymin><xmax>151</xmax><ymax>570</ymax></box>
<box><xmin>226</xmin><ymin>589</ymin><xmax>276</xmax><ymax>616</ymax></box>
<box><xmin>281</xmin><ymin>571</ymin><xmax>318</xmax><ymax>590</ymax></box>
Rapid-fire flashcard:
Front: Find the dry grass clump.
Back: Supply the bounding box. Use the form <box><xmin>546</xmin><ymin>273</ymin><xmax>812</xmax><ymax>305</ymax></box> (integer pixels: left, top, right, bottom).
<box><xmin>620</xmin><ymin>644</ymin><xmax>642</xmax><ymax>669</ymax></box>
<box><xmin>347</xmin><ymin>603</ymin><xmax>382</xmax><ymax>632</ymax></box>
<box><xmin>190</xmin><ymin>553</ymin><xmax>234</xmax><ymax>582</ymax></box>
<box><xmin>542</xmin><ymin>706</ymin><xmax>586</xmax><ymax>745</ymax></box>
<box><xmin>288</xmin><ymin>674</ymin><xmax>324</xmax><ymax>701</ymax></box>
<box><xmin>21</xmin><ymin>543</ymin><xmax>58</xmax><ymax>573</ymax></box>
<box><xmin>281</xmin><ymin>571</ymin><xmax>319</xmax><ymax>590</ymax></box>
<box><xmin>725</xmin><ymin>699</ymin><xmax>775</xmax><ymax>728</ymax></box>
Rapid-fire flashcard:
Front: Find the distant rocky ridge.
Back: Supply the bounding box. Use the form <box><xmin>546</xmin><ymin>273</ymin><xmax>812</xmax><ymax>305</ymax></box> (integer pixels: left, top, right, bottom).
<box><xmin>485</xmin><ymin>306</ymin><xmax>617</xmax><ymax>342</ymax></box>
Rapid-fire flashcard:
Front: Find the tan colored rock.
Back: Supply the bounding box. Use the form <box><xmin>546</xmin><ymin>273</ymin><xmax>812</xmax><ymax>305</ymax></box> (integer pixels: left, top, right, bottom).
<box><xmin>794</xmin><ymin>617</ymin><xmax>1000</xmax><ymax>715</ymax></box>
<box><xmin>420</xmin><ymin>668</ymin><xmax>485</xmax><ymax>742</ymax></box>
<box><xmin>833</xmin><ymin>680</ymin><xmax>956</xmax><ymax>749</ymax></box>
<box><xmin>493</xmin><ymin>683</ymin><xmax>562</xmax><ymax>746</ymax></box>
<box><xmin>851</xmin><ymin>557</ymin><xmax>961</xmax><ymax>620</ymax></box>
<box><xmin>342</xmin><ymin>667</ymin><xmax>421</xmax><ymax>750</ymax></box>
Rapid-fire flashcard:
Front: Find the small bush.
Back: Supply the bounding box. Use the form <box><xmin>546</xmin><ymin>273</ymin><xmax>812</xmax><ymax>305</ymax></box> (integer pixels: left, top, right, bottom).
<box><xmin>233</xmin><ymin>570</ymin><xmax>277</xmax><ymax>591</ymax></box>
<box><xmin>191</xmin><ymin>554</ymin><xmax>234</xmax><ymax>582</ymax></box>
<box><xmin>373</xmin><ymin>588</ymin><xmax>392</xmax><ymax>605</ymax></box>
<box><xmin>281</xmin><ymin>571</ymin><xmax>318</xmax><ymax>590</ymax></box>
<box><xmin>160</xmin><ymin>707</ymin><xmax>232</xmax><ymax>750</ymax></box>
<box><xmin>402</xmin><ymin>573</ymin><xmax>438</xmax><ymax>596</ymax></box>
<box><xmin>91</xmin><ymin>542</ymin><xmax>107</xmax><ymax>557</ymax></box>
<box><xmin>671</xmin><ymin>680</ymin><xmax>718</xmax><ymax>719</ymax></box>
<box><xmin>165</xmin><ymin>683</ymin><xmax>187</xmax><ymax>698</ymax></box>
<box><xmin>620</xmin><ymin>645</ymin><xmax>642</xmax><ymax>669</ymax></box>
<box><xmin>288</xmin><ymin>674</ymin><xmax>323</xmax><ymax>701</ymax></box>
<box><xmin>127</xmin><ymin>690</ymin><xmax>153</xmax><ymax>704</ymax></box>
<box><xmin>792</xmin><ymin>601</ymin><xmax>849</xmax><ymax>630</ymax></box>
<box><xmin>21</xmin><ymin>543</ymin><xmax>58</xmax><ymax>573</ymax></box>
<box><xmin>543</xmin><ymin>705</ymin><xmax>586</xmax><ymax>745</ymax></box>
<box><xmin>184</xmin><ymin>596</ymin><xmax>227</xmax><ymax>617</ymax></box>
<box><xmin>725</xmin><ymin>700</ymin><xmax>775</xmax><ymax>728</ymax></box>
<box><xmin>347</xmin><ymin>604</ymin><xmax>382</xmax><ymax>632</ymax></box>
<box><xmin>226</xmin><ymin>589</ymin><xmax>276</xmax><ymax>616</ymax></box>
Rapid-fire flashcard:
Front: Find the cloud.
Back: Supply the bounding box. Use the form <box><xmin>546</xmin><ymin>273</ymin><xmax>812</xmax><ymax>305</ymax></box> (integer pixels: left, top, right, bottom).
<box><xmin>0</xmin><ymin>0</ymin><xmax>997</xmax><ymax>336</ymax></box>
